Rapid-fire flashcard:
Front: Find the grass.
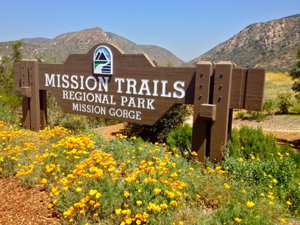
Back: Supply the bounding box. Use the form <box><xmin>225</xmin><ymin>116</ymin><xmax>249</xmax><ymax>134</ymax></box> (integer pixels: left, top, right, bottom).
<box><xmin>264</xmin><ymin>72</ymin><xmax>294</xmax><ymax>100</ymax></box>
<box><xmin>0</xmin><ymin>121</ymin><xmax>299</xmax><ymax>224</ymax></box>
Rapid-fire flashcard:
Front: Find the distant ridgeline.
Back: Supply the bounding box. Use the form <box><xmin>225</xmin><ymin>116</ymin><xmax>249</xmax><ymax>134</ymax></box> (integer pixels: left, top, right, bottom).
<box><xmin>190</xmin><ymin>14</ymin><xmax>300</xmax><ymax>71</ymax></box>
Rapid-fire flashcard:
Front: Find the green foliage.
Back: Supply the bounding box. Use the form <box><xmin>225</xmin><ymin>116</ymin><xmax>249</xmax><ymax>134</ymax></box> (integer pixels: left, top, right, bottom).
<box><xmin>225</xmin><ymin>126</ymin><xmax>300</xmax><ymax>216</ymax></box>
<box><xmin>228</xmin><ymin>126</ymin><xmax>278</xmax><ymax>159</ymax></box>
<box><xmin>289</xmin><ymin>48</ymin><xmax>300</xmax><ymax>100</ymax></box>
<box><xmin>12</xmin><ymin>40</ymin><xmax>22</xmax><ymax>62</ymax></box>
<box><xmin>249</xmin><ymin>111</ymin><xmax>266</xmax><ymax>121</ymax></box>
<box><xmin>46</xmin><ymin>93</ymin><xmax>117</xmax><ymax>131</ymax></box>
<box><xmin>124</xmin><ymin>104</ymin><xmax>190</xmax><ymax>142</ymax></box>
<box><xmin>167</xmin><ymin>124</ymin><xmax>192</xmax><ymax>157</ymax></box>
<box><xmin>263</xmin><ymin>99</ymin><xmax>276</xmax><ymax>115</ymax></box>
<box><xmin>0</xmin><ymin>123</ymin><xmax>298</xmax><ymax>224</ymax></box>
<box><xmin>0</xmin><ymin>41</ymin><xmax>22</xmax><ymax>91</ymax></box>
<box><xmin>291</xmin><ymin>101</ymin><xmax>300</xmax><ymax>113</ymax></box>
<box><xmin>0</xmin><ymin>90</ymin><xmax>21</xmax><ymax>123</ymax></box>
<box><xmin>235</xmin><ymin>111</ymin><xmax>246</xmax><ymax>119</ymax></box>
<box><xmin>276</xmin><ymin>93</ymin><xmax>292</xmax><ymax>114</ymax></box>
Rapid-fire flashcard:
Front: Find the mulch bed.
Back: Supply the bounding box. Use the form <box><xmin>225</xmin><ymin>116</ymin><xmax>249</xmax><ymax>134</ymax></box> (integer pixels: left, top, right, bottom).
<box><xmin>0</xmin><ymin>177</ymin><xmax>61</xmax><ymax>225</ymax></box>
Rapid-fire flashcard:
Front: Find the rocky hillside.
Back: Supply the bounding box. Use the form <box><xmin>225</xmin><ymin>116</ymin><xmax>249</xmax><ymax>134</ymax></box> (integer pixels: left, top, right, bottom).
<box><xmin>191</xmin><ymin>14</ymin><xmax>300</xmax><ymax>71</ymax></box>
<box><xmin>0</xmin><ymin>28</ymin><xmax>184</xmax><ymax>66</ymax></box>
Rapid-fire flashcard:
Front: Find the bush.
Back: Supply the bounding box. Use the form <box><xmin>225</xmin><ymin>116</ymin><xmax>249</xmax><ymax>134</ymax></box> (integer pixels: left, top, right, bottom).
<box><xmin>46</xmin><ymin>92</ymin><xmax>117</xmax><ymax>131</ymax></box>
<box><xmin>124</xmin><ymin>104</ymin><xmax>190</xmax><ymax>142</ymax></box>
<box><xmin>277</xmin><ymin>93</ymin><xmax>292</xmax><ymax>114</ymax></box>
<box><xmin>263</xmin><ymin>99</ymin><xmax>276</xmax><ymax>115</ymax></box>
<box><xmin>167</xmin><ymin>124</ymin><xmax>192</xmax><ymax>157</ymax></box>
<box><xmin>235</xmin><ymin>110</ymin><xmax>246</xmax><ymax>119</ymax></box>
<box><xmin>289</xmin><ymin>48</ymin><xmax>300</xmax><ymax>100</ymax></box>
<box><xmin>228</xmin><ymin>126</ymin><xmax>278</xmax><ymax>159</ymax></box>
<box><xmin>225</xmin><ymin>126</ymin><xmax>300</xmax><ymax>215</ymax></box>
<box><xmin>0</xmin><ymin>90</ymin><xmax>21</xmax><ymax>123</ymax></box>
<box><xmin>249</xmin><ymin>111</ymin><xmax>266</xmax><ymax>121</ymax></box>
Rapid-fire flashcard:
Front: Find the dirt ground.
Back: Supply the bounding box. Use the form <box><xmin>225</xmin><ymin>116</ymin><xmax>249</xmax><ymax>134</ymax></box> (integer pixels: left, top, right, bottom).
<box><xmin>0</xmin><ymin>115</ymin><xmax>299</xmax><ymax>225</ymax></box>
<box><xmin>0</xmin><ymin>177</ymin><xmax>60</xmax><ymax>225</ymax></box>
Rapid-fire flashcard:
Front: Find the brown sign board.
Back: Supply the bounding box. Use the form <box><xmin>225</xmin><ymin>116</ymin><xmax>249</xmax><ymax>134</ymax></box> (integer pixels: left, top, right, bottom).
<box><xmin>13</xmin><ymin>43</ymin><xmax>265</xmax><ymax>162</ymax></box>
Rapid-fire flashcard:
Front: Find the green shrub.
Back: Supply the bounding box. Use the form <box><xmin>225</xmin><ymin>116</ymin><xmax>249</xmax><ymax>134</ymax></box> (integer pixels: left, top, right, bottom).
<box><xmin>223</xmin><ymin>152</ymin><xmax>299</xmax><ymax>215</ymax></box>
<box><xmin>167</xmin><ymin>124</ymin><xmax>192</xmax><ymax>157</ymax></box>
<box><xmin>225</xmin><ymin>126</ymin><xmax>300</xmax><ymax>215</ymax></box>
<box><xmin>290</xmin><ymin>101</ymin><xmax>300</xmax><ymax>113</ymax></box>
<box><xmin>289</xmin><ymin>48</ymin><xmax>300</xmax><ymax>100</ymax></box>
<box><xmin>124</xmin><ymin>104</ymin><xmax>190</xmax><ymax>142</ymax></box>
<box><xmin>0</xmin><ymin>90</ymin><xmax>21</xmax><ymax>123</ymax></box>
<box><xmin>277</xmin><ymin>93</ymin><xmax>292</xmax><ymax>114</ymax></box>
<box><xmin>263</xmin><ymin>99</ymin><xmax>276</xmax><ymax>115</ymax></box>
<box><xmin>250</xmin><ymin>111</ymin><xmax>266</xmax><ymax>121</ymax></box>
<box><xmin>235</xmin><ymin>110</ymin><xmax>246</xmax><ymax>119</ymax></box>
<box><xmin>228</xmin><ymin>126</ymin><xmax>278</xmax><ymax>159</ymax></box>
<box><xmin>46</xmin><ymin>92</ymin><xmax>117</xmax><ymax>131</ymax></box>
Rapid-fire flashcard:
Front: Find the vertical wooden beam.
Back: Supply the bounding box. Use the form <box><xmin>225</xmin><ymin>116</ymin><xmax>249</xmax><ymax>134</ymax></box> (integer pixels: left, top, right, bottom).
<box><xmin>28</xmin><ymin>61</ymin><xmax>40</xmax><ymax>131</ymax></box>
<box><xmin>230</xmin><ymin>68</ymin><xmax>246</xmax><ymax>108</ymax></box>
<box><xmin>40</xmin><ymin>90</ymin><xmax>47</xmax><ymax>129</ymax></box>
<box><xmin>20</xmin><ymin>61</ymin><xmax>31</xmax><ymax>129</ymax></box>
<box><xmin>13</xmin><ymin>62</ymin><xmax>21</xmax><ymax>91</ymax></box>
<box><xmin>244</xmin><ymin>68</ymin><xmax>265</xmax><ymax>111</ymax></box>
<box><xmin>192</xmin><ymin>61</ymin><xmax>213</xmax><ymax>162</ymax></box>
<box><xmin>209</xmin><ymin>61</ymin><xmax>233</xmax><ymax>161</ymax></box>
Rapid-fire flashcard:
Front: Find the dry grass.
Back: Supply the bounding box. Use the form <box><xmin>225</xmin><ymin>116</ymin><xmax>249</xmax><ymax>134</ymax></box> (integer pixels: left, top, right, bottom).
<box><xmin>264</xmin><ymin>72</ymin><xmax>294</xmax><ymax>100</ymax></box>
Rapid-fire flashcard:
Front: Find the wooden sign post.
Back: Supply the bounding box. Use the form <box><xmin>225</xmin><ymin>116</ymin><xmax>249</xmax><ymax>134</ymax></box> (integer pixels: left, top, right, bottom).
<box><xmin>13</xmin><ymin>43</ymin><xmax>265</xmax><ymax>162</ymax></box>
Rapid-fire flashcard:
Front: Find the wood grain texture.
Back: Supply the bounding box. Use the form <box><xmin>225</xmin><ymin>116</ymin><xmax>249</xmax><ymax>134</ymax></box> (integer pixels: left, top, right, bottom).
<box><xmin>40</xmin><ymin>90</ymin><xmax>47</xmax><ymax>129</ymax></box>
<box><xmin>28</xmin><ymin>61</ymin><xmax>40</xmax><ymax>131</ymax></box>
<box><xmin>13</xmin><ymin>62</ymin><xmax>21</xmax><ymax>91</ymax></box>
<box><xmin>209</xmin><ymin>62</ymin><xmax>233</xmax><ymax>161</ymax></box>
<box><xmin>230</xmin><ymin>68</ymin><xmax>246</xmax><ymax>108</ymax></box>
<box><xmin>20</xmin><ymin>61</ymin><xmax>30</xmax><ymax>129</ymax></box>
<box><xmin>244</xmin><ymin>68</ymin><xmax>265</xmax><ymax>111</ymax></box>
<box><xmin>192</xmin><ymin>62</ymin><xmax>213</xmax><ymax>162</ymax></box>
<box><xmin>38</xmin><ymin>44</ymin><xmax>196</xmax><ymax>125</ymax></box>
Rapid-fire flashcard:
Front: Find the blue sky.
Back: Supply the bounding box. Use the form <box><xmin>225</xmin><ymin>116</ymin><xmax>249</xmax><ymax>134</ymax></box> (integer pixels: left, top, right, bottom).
<box><xmin>0</xmin><ymin>0</ymin><xmax>299</xmax><ymax>61</ymax></box>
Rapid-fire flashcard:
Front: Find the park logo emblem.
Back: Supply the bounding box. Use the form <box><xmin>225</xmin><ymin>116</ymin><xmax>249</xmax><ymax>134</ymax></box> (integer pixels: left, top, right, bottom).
<box><xmin>93</xmin><ymin>45</ymin><xmax>113</xmax><ymax>75</ymax></box>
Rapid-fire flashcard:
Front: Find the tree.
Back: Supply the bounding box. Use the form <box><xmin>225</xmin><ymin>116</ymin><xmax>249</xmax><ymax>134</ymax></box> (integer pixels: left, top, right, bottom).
<box><xmin>290</xmin><ymin>48</ymin><xmax>300</xmax><ymax>100</ymax></box>
<box><xmin>0</xmin><ymin>41</ymin><xmax>22</xmax><ymax>91</ymax></box>
<box><xmin>12</xmin><ymin>40</ymin><xmax>22</xmax><ymax>62</ymax></box>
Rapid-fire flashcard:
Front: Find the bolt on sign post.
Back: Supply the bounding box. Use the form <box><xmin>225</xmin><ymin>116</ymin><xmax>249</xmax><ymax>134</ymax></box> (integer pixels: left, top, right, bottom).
<box><xmin>13</xmin><ymin>43</ymin><xmax>265</xmax><ymax>162</ymax></box>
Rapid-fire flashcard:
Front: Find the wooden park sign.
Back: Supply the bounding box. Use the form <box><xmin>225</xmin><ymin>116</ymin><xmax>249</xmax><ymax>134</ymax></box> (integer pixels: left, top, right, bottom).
<box><xmin>13</xmin><ymin>43</ymin><xmax>265</xmax><ymax>162</ymax></box>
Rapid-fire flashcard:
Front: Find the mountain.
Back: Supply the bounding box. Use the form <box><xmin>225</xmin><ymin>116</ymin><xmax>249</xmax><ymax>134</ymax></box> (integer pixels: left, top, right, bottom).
<box><xmin>190</xmin><ymin>14</ymin><xmax>300</xmax><ymax>71</ymax></box>
<box><xmin>0</xmin><ymin>27</ymin><xmax>184</xmax><ymax>66</ymax></box>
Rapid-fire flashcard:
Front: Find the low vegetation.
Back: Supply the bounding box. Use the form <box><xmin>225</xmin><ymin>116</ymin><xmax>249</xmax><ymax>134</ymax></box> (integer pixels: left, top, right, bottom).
<box><xmin>0</xmin><ymin>121</ymin><xmax>298</xmax><ymax>224</ymax></box>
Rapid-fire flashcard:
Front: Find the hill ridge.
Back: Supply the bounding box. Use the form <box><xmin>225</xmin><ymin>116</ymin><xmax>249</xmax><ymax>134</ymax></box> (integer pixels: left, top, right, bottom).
<box><xmin>0</xmin><ymin>27</ymin><xmax>184</xmax><ymax>67</ymax></box>
<box><xmin>190</xmin><ymin>14</ymin><xmax>300</xmax><ymax>71</ymax></box>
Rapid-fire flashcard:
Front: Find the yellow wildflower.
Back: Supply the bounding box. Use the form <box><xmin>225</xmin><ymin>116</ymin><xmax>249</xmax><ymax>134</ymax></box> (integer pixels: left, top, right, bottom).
<box><xmin>124</xmin><ymin>190</ymin><xmax>130</xmax><ymax>198</ymax></box>
<box><xmin>76</xmin><ymin>187</ymin><xmax>82</xmax><ymax>193</ymax></box>
<box><xmin>41</xmin><ymin>178</ymin><xmax>47</xmax><ymax>184</ymax></box>
<box><xmin>154</xmin><ymin>188</ymin><xmax>161</xmax><ymax>194</ymax></box>
<box><xmin>170</xmin><ymin>200</ymin><xmax>178</xmax><ymax>207</ymax></box>
<box><xmin>234</xmin><ymin>217</ymin><xmax>242</xmax><ymax>223</ymax></box>
<box><xmin>246</xmin><ymin>201</ymin><xmax>255</xmax><ymax>208</ymax></box>
<box><xmin>115</xmin><ymin>208</ymin><xmax>122</xmax><ymax>215</ymax></box>
<box><xmin>191</xmin><ymin>151</ymin><xmax>197</xmax><ymax>156</ymax></box>
<box><xmin>224</xmin><ymin>183</ymin><xmax>231</xmax><ymax>189</ymax></box>
<box><xmin>89</xmin><ymin>189</ymin><xmax>97</xmax><ymax>196</ymax></box>
<box><xmin>279</xmin><ymin>218</ymin><xmax>286</xmax><ymax>223</ymax></box>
